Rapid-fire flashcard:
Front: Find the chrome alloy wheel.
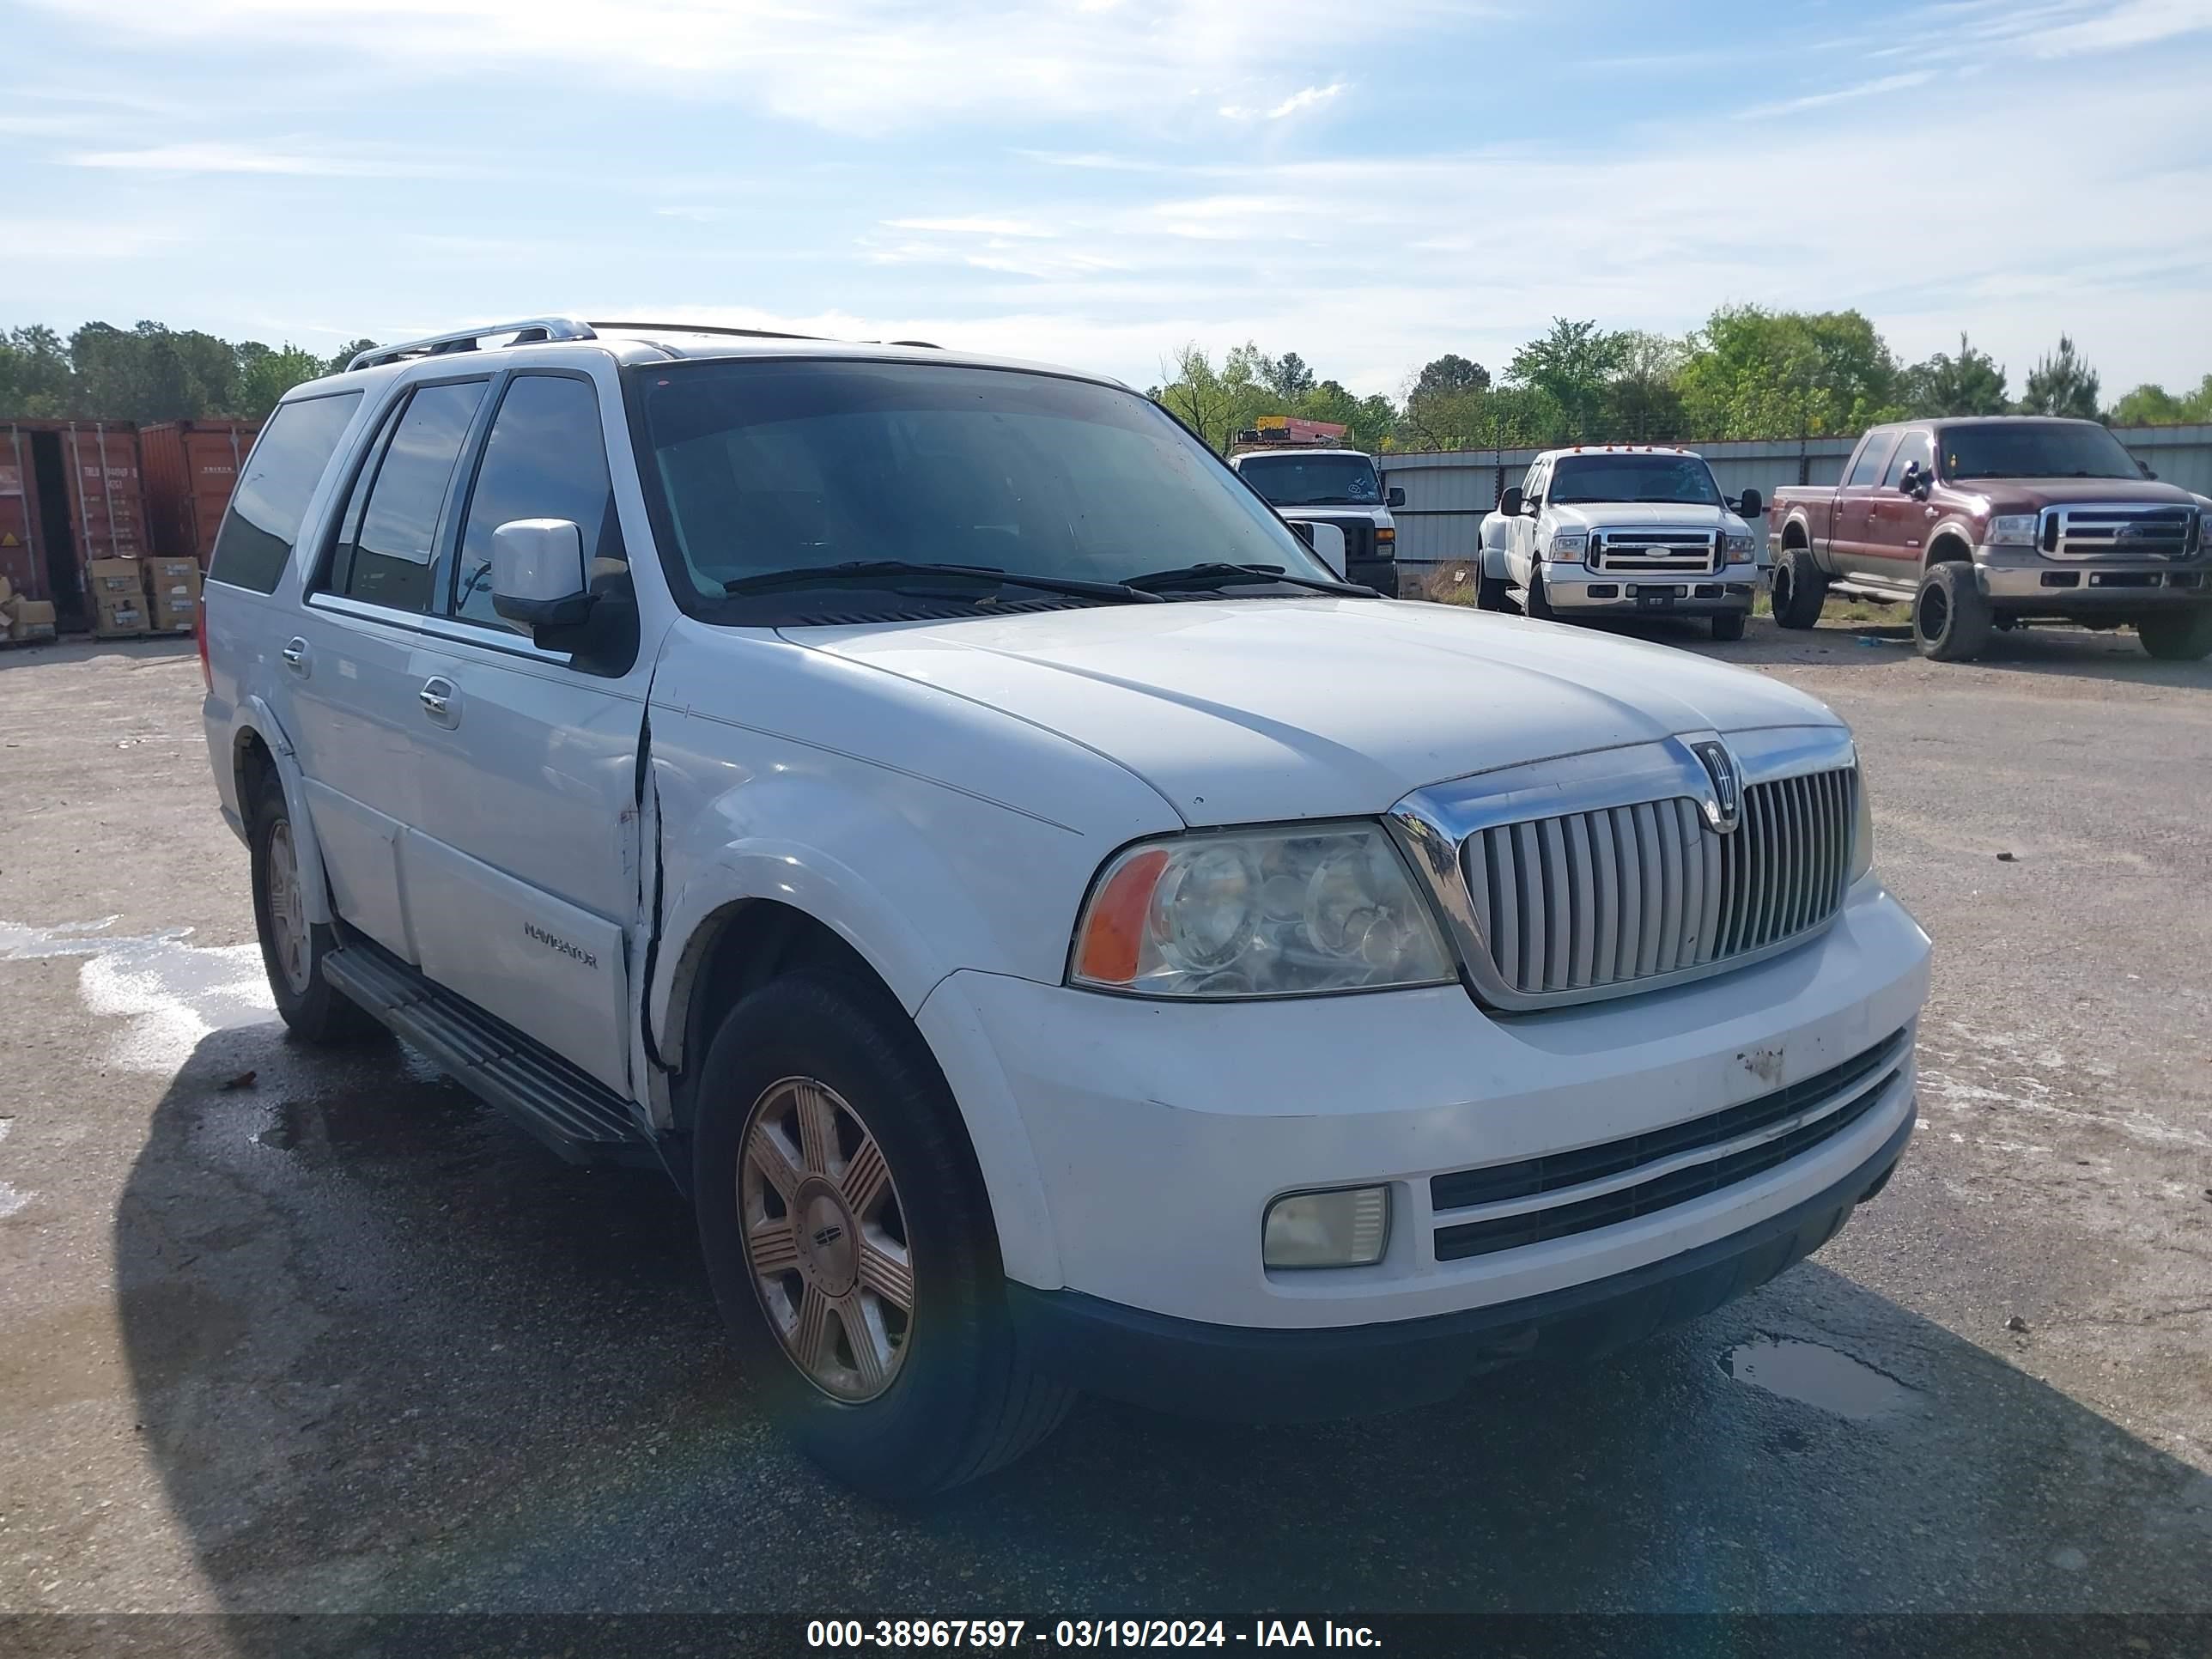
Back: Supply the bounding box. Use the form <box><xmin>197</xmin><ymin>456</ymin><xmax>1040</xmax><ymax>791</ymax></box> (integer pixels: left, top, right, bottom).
<box><xmin>739</xmin><ymin>1077</ymin><xmax>914</xmax><ymax>1401</ymax></box>
<box><xmin>265</xmin><ymin>819</ymin><xmax>312</xmax><ymax>996</ymax></box>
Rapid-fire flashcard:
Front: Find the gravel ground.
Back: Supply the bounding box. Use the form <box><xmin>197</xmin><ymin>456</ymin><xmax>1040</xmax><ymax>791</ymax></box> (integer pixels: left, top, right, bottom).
<box><xmin>0</xmin><ymin>619</ymin><xmax>2207</xmax><ymax>1637</ymax></box>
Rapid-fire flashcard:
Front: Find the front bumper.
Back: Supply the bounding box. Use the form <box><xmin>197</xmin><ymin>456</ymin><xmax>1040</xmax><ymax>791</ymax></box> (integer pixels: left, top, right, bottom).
<box><xmin>1541</xmin><ymin>562</ymin><xmax>1759</xmax><ymax>616</ymax></box>
<box><xmin>920</xmin><ymin>880</ymin><xmax>1929</xmax><ymax>1333</ymax></box>
<box><xmin>1008</xmin><ymin>1103</ymin><xmax>1912</xmax><ymax>1420</ymax></box>
<box><xmin>1977</xmin><ymin>550</ymin><xmax>2211</xmax><ymax>607</ymax></box>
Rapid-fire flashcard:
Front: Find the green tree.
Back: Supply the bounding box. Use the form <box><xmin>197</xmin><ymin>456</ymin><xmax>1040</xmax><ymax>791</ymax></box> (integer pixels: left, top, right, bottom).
<box><xmin>2018</xmin><ymin>334</ymin><xmax>2100</xmax><ymax>420</ymax></box>
<box><xmin>2107</xmin><ymin>383</ymin><xmax>2187</xmax><ymax>425</ymax></box>
<box><xmin>1603</xmin><ymin>329</ymin><xmax>1689</xmax><ymax>440</ymax></box>
<box><xmin>1677</xmin><ymin>305</ymin><xmax>1904</xmax><ymax>439</ymax></box>
<box><xmin>1157</xmin><ymin>343</ymin><xmax>1237</xmax><ymax>451</ymax></box>
<box><xmin>1900</xmin><ymin>332</ymin><xmax>2009</xmax><ymax>416</ymax></box>
<box><xmin>233</xmin><ymin>343</ymin><xmax>331</xmax><ymax>418</ymax></box>
<box><xmin>1410</xmin><ymin>353</ymin><xmax>1490</xmax><ymax>401</ymax></box>
<box><xmin>1506</xmin><ymin>318</ymin><xmax>1626</xmax><ymax>439</ymax></box>
<box><xmin>329</xmin><ymin>337</ymin><xmax>380</xmax><ymax>375</ymax></box>
<box><xmin>1267</xmin><ymin>350</ymin><xmax>1316</xmax><ymax>402</ymax></box>
<box><xmin>0</xmin><ymin>325</ymin><xmax>75</xmax><ymax>416</ymax></box>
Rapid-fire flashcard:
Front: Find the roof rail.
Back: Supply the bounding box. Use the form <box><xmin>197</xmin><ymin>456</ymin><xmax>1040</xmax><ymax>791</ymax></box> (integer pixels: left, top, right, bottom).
<box><xmin>586</xmin><ymin>319</ymin><xmax>823</xmax><ymax>343</ymax></box>
<box><xmin>347</xmin><ymin>318</ymin><xmax>597</xmax><ymax>373</ymax></box>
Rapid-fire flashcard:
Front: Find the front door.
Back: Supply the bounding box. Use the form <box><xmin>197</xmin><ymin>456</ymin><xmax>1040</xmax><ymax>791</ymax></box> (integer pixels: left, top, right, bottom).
<box><xmin>285</xmin><ymin>375</ymin><xmax>491</xmax><ymax>963</ymax></box>
<box><xmin>1867</xmin><ymin>428</ymin><xmax>1936</xmax><ymax>584</ymax></box>
<box><xmin>399</xmin><ymin>368</ymin><xmax>647</xmax><ymax>1096</ymax></box>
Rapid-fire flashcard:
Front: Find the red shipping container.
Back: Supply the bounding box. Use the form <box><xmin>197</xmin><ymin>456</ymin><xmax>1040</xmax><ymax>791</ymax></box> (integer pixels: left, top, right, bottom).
<box><xmin>141</xmin><ymin>417</ymin><xmax>258</xmax><ymax>565</ymax></box>
<box><xmin>0</xmin><ymin>421</ymin><xmax>151</xmax><ymax>629</ymax></box>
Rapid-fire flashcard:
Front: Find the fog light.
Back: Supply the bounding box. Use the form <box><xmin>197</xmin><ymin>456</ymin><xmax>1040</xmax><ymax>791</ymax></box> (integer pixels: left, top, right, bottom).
<box><xmin>1263</xmin><ymin>1186</ymin><xmax>1389</xmax><ymax>1267</ymax></box>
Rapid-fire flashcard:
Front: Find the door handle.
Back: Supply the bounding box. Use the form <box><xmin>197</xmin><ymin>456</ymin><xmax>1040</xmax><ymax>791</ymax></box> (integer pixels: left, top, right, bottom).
<box><xmin>419</xmin><ymin>678</ymin><xmax>459</xmax><ymax>727</ymax></box>
<box><xmin>281</xmin><ymin>637</ymin><xmax>309</xmax><ymax>678</ymax></box>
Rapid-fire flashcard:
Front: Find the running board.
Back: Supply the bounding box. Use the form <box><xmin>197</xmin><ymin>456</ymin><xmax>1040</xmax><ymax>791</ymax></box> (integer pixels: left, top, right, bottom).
<box><xmin>321</xmin><ymin>942</ymin><xmax>656</xmax><ymax>1166</ymax></box>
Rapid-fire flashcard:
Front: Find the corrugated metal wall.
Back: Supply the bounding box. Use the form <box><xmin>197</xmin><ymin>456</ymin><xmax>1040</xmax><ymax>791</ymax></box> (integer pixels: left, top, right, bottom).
<box><xmin>1381</xmin><ymin>428</ymin><xmax>2212</xmax><ymax>574</ymax></box>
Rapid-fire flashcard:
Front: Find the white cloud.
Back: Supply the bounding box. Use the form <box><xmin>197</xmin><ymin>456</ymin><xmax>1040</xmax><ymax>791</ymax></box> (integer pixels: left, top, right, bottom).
<box><xmin>70</xmin><ymin>140</ymin><xmax>463</xmax><ymax>177</ymax></box>
<box><xmin>1222</xmin><ymin>80</ymin><xmax>1346</xmax><ymax>120</ymax></box>
<box><xmin>1735</xmin><ymin>70</ymin><xmax>1936</xmax><ymax>119</ymax></box>
<box><xmin>886</xmin><ymin>216</ymin><xmax>1055</xmax><ymax>238</ymax></box>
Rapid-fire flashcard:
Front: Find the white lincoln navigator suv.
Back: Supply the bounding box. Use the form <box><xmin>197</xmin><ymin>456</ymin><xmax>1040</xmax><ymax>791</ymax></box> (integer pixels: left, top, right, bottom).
<box><xmin>201</xmin><ymin>319</ymin><xmax>1930</xmax><ymax>1498</ymax></box>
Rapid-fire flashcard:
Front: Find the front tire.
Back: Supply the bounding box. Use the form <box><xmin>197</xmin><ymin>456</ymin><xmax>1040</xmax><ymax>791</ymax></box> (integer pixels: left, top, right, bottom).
<box><xmin>1770</xmin><ymin>547</ymin><xmax>1828</xmax><ymax>629</ymax></box>
<box><xmin>1474</xmin><ymin>571</ymin><xmax>1512</xmax><ymax>611</ymax></box>
<box><xmin>2138</xmin><ymin>610</ymin><xmax>2212</xmax><ymax>661</ymax></box>
<box><xmin>1523</xmin><ymin>572</ymin><xmax>1556</xmax><ymax>622</ymax></box>
<box><xmin>692</xmin><ymin>970</ymin><xmax>1072</xmax><ymax>1500</ymax></box>
<box><xmin>248</xmin><ymin>775</ymin><xmax>377</xmax><ymax>1043</ymax></box>
<box><xmin>1710</xmin><ymin>611</ymin><xmax>1747</xmax><ymax>642</ymax></box>
<box><xmin>1913</xmin><ymin>561</ymin><xmax>1993</xmax><ymax>661</ymax></box>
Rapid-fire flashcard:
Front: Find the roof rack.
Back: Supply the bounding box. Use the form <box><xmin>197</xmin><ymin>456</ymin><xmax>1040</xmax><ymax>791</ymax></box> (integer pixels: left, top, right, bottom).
<box><xmin>346</xmin><ymin>318</ymin><xmax>597</xmax><ymax>373</ymax></box>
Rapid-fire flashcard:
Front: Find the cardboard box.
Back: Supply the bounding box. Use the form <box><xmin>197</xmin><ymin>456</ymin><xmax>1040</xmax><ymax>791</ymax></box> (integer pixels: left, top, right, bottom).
<box><xmin>139</xmin><ymin>556</ymin><xmax>199</xmax><ymax>595</ymax></box>
<box><xmin>93</xmin><ymin>594</ymin><xmax>146</xmax><ymax>639</ymax></box>
<box><xmin>0</xmin><ymin>573</ymin><xmax>13</xmax><ymax>607</ymax></box>
<box><xmin>7</xmin><ymin>598</ymin><xmax>57</xmax><ymax>643</ymax></box>
<box><xmin>86</xmin><ymin>558</ymin><xmax>143</xmax><ymax>599</ymax></box>
<box><xmin>149</xmin><ymin>587</ymin><xmax>199</xmax><ymax>633</ymax></box>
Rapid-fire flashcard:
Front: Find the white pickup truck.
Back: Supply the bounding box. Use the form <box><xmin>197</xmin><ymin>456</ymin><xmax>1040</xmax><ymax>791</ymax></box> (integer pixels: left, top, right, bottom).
<box><xmin>1479</xmin><ymin>446</ymin><xmax>1766</xmax><ymax>641</ymax></box>
<box><xmin>201</xmin><ymin>319</ymin><xmax>1929</xmax><ymax>1498</ymax></box>
<box><xmin>1226</xmin><ymin>445</ymin><xmax>1403</xmax><ymax>593</ymax></box>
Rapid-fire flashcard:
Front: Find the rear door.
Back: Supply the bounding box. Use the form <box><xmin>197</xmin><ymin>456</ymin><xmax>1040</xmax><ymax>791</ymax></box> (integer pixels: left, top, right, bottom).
<box><xmin>1831</xmin><ymin>430</ymin><xmax>1900</xmax><ymax>581</ymax></box>
<box><xmin>399</xmin><ymin>368</ymin><xmax>646</xmax><ymax>1093</ymax></box>
<box><xmin>284</xmin><ymin>374</ymin><xmax>492</xmax><ymax>961</ymax></box>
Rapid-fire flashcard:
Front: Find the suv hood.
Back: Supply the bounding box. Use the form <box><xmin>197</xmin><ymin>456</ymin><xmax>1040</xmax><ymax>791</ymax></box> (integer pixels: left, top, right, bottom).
<box><xmin>792</xmin><ymin>601</ymin><xmax>1839</xmax><ymax>825</ymax></box>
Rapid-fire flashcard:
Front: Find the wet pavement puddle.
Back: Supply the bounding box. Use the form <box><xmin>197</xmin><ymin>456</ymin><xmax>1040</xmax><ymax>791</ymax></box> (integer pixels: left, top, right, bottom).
<box><xmin>1722</xmin><ymin>1337</ymin><xmax>1921</xmax><ymax>1419</ymax></box>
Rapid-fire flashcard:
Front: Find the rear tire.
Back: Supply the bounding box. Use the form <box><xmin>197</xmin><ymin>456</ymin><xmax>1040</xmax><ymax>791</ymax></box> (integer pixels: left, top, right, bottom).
<box><xmin>1912</xmin><ymin>561</ymin><xmax>1993</xmax><ymax>662</ymax></box>
<box><xmin>1710</xmin><ymin>611</ymin><xmax>1747</xmax><ymax>642</ymax></box>
<box><xmin>692</xmin><ymin>970</ymin><xmax>1073</xmax><ymax>1501</ymax></box>
<box><xmin>1771</xmin><ymin>547</ymin><xmax>1827</xmax><ymax>629</ymax></box>
<box><xmin>248</xmin><ymin>775</ymin><xmax>379</xmax><ymax>1044</ymax></box>
<box><xmin>2137</xmin><ymin>610</ymin><xmax>2212</xmax><ymax>661</ymax></box>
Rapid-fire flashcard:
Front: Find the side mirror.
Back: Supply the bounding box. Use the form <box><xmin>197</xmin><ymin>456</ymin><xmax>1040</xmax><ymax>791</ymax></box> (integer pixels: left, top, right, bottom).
<box><xmin>491</xmin><ymin>519</ymin><xmax>593</xmax><ymax>631</ymax></box>
<box><xmin>1498</xmin><ymin>486</ymin><xmax>1524</xmax><ymax>517</ymax></box>
<box><xmin>1736</xmin><ymin>488</ymin><xmax>1764</xmax><ymax>519</ymax></box>
<box><xmin>1386</xmin><ymin>485</ymin><xmax>1406</xmax><ymax>508</ymax></box>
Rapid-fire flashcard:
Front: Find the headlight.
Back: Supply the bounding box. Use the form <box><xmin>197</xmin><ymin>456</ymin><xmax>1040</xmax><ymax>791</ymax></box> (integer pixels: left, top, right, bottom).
<box><xmin>1547</xmin><ymin>531</ymin><xmax>1589</xmax><ymax>560</ymax></box>
<box><xmin>1849</xmin><ymin>765</ymin><xmax>1875</xmax><ymax>884</ymax></box>
<box><xmin>1723</xmin><ymin>532</ymin><xmax>1756</xmax><ymax>564</ymax></box>
<box><xmin>1987</xmin><ymin>514</ymin><xmax>2039</xmax><ymax>547</ymax></box>
<box><xmin>1070</xmin><ymin>823</ymin><xmax>1455</xmax><ymax>998</ymax></box>
<box><xmin>2199</xmin><ymin>507</ymin><xmax>2211</xmax><ymax>553</ymax></box>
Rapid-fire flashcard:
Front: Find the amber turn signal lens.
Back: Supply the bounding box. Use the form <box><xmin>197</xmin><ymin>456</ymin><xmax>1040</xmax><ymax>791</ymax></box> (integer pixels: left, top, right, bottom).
<box><xmin>1072</xmin><ymin>848</ymin><xmax>1170</xmax><ymax>985</ymax></box>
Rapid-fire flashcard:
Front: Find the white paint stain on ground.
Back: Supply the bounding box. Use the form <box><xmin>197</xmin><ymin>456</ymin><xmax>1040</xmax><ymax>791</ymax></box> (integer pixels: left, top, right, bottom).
<box><xmin>0</xmin><ymin>917</ymin><xmax>274</xmax><ymax>1074</ymax></box>
<box><xmin>1918</xmin><ymin>1019</ymin><xmax>2212</xmax><ymax>1153</ymax></box>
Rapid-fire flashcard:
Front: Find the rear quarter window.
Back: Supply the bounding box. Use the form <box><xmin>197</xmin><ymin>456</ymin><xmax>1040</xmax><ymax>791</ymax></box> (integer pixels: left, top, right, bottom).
<box><xmin>206</xmin><ymin>392</ymin><xmax>363</xmax><ymax>593</ymax></box>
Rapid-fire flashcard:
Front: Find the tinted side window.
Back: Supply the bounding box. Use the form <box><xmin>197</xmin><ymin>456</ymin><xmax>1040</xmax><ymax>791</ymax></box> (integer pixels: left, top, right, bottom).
<box><xmin>1882</xmin><ymin>431</ymin><xmax>1933</xmax><ymax>485</ymax></box>
<box><xmin>206</xmin><ymin>392</ymin><xmax>362</xmax><ymax>592</ymax></box>
<box><xmin>336</xmin><ymin>381</ymin><xmax>486</xmax><ymax>612</ymax></box>
<box><xmin>453</xmin><ymin>376</ymin><xmax>624</xmax><ymax>632</ymax></box>
<box><xmin>1845</xmin><ymin>432</ymin><xmax>1899</xmax><ymax>487</ymax></box>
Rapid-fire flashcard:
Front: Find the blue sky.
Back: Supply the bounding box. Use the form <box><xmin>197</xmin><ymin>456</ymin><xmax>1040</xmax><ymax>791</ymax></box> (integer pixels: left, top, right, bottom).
<box><xmin>7</xmin><ymin>0</ymin><xmax>2211</xmax><ymax>400</ymax></box>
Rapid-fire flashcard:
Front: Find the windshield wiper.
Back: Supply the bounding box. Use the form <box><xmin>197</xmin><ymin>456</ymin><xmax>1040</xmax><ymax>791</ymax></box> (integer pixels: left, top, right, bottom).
<box><xmin>1125</xmin><ymin>562</ymin><xmax>1377</xmax><ymax>598</ymax></box>
<box><xmin>724</xmin><ymin>560</ymin><xmax>1162</xmax><ymax>604</ymax></box>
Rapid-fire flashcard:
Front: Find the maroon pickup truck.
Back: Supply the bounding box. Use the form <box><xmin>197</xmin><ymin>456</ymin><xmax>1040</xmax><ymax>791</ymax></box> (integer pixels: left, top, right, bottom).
<box><xmin>1768</xmin><ymin>416</ymin><xmax>2212</xmax><ymax>661</ymax></box>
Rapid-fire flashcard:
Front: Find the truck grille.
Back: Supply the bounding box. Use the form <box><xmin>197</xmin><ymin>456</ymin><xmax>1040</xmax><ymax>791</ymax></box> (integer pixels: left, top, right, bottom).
<box><xmin>1430</xmin><ymin>1027</ymin><xmax>1909</xmax><ymax>1261</ymax></box>
<box><xmin>2041</xmin><ymin>504</ymin><xmax>2194</xmax><ymax>559</ymax></box>
<box><xmin>1591</xmin><ymin>530</ymin><xmax>1718</xmax><ymax>574</ymax></box>
<box><xmin>1460</xmin><ymin>766</ymin><xmax>1856</xmax><ymax>997</ymax></box>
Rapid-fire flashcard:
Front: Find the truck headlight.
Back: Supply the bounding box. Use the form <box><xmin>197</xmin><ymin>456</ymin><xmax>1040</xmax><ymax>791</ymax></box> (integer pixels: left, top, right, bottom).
<box><xmin>1723</xmin><ymin>532</ymin><xmax>1756</xmax><ymax>564</ymax></box>
<box><xmin>1849</xmin><ymin>765</ymin><xmax>1875</xmax><ymax>884</ymax></box>
<box><xmin>1987</xmin><ymin>514</ymin><xmax>2039</xmax><ymax>547</ymax></box>
<box><xmin>1546</xmin><ymin>531</ymin><xmax>1588</xmax><ymax>561</ymax></box>
<box><xmin>1070</xmin><ymin>823</ymin><xmax>1455</xmax><ymax>998</ymax></box>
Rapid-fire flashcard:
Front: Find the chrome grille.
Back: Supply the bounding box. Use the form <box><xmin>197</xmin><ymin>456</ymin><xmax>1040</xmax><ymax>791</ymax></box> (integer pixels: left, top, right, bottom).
<box><xmin>2042</xmin><ymin>504</ymin><xmax>2193</xmax><ymax>560</ymax></box>
<box><xmin>1461</xmin><ymin>766</ymin><xmax>1856</xmax><ymax>997</ymax></box>
<box><xmin>1591</xmin><ymin>529</ymin><xmax>1717</xmax><ymax>574</ymax></box>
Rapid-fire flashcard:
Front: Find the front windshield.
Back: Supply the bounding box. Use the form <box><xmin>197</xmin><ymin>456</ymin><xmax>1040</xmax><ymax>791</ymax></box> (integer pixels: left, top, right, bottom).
<box><xmin>1940</xmin><ymin>422</ymin><xmax>2145</xmax><ymax>481</ymax></box>
<box><xmin>1237</xmin><ymin>453</ymin><xmax>1381</xmax><ymax>507</ymax></box>
<box><xmin>1547</xmin><ymin>454</ymin><xmax>1723</xmax><ymax>507</ymax></box>
<box><xmin>637</xmin><ymin>360</ymin><xmax>1333</xmax><ymax>606</ymax></box>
